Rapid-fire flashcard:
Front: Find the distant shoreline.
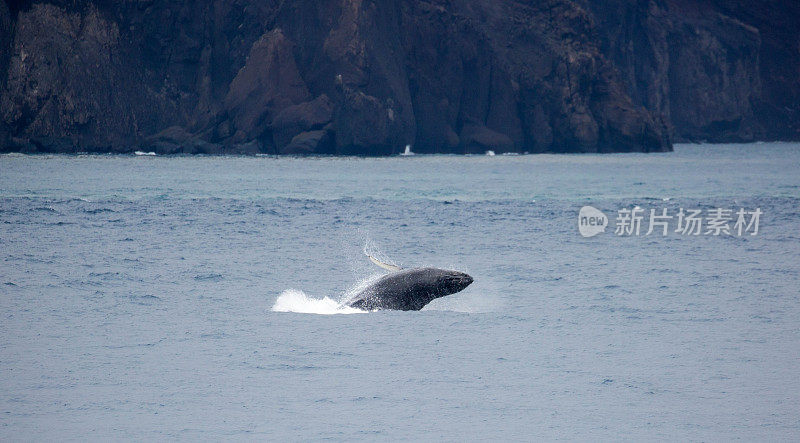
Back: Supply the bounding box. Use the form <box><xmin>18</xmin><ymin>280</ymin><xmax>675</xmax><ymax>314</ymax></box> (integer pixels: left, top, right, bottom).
<box><xmin>4</xmin><ymin>141</ymin><xmax>800</xmax><ymax>157</ymax></box>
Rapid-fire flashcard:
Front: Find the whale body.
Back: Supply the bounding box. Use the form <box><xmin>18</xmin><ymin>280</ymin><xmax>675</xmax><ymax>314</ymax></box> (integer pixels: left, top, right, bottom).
<box><xmin>347</xmin><ymin>261</ymin><xmax>473</xmax><ymax>311</ymax></box>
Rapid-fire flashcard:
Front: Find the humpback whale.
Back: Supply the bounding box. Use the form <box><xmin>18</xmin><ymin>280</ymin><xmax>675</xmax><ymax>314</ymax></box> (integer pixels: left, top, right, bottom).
<box><xmin>347</xmin><ymin>256</ymin><xmax>473</xmax><ymax>311</ymax></box>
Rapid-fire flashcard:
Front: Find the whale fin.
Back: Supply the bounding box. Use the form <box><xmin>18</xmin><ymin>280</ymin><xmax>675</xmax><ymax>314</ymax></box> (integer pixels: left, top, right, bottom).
<box><xmin>368</xmin><ymin>255</ymin><xmax>403</xmax><ymax>272</ymax></box>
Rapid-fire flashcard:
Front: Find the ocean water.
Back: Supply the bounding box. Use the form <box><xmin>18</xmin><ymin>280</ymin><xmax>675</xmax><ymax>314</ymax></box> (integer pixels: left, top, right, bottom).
<box><xmin>1</xmin><ymin>143</ymin><xmax>799</xmax><ymax>440</ymax></box>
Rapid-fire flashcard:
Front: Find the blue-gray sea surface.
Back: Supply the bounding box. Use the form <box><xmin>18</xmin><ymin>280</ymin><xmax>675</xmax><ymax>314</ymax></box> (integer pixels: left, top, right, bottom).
<box><xmin>1</xmin><ymin>143</ymin><xmax>799</xmax><ymax>440</ymax></box>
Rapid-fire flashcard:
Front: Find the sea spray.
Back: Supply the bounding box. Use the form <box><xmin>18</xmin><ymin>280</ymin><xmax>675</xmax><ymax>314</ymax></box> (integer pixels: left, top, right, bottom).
<box><xmin>273</xmin><ymin>238</ymin><xmax>393</xmax><ymax>314</ymax></box>
<box><xmin>271</xmin><ymin>289</ymin><xmax>365</xmax><ymax>314</ymax></box>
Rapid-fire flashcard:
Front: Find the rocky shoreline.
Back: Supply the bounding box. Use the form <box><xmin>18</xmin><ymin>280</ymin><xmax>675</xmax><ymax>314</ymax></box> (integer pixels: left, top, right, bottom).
<box><xmin>1</xmin><ymin>1</ymin><xmax>798</xmax><ymax>155</ymax></box>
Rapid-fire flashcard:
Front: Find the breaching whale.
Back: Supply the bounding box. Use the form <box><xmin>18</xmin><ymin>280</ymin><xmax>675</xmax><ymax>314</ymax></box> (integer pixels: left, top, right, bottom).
<box><xmin>346</xmin><ymin>255</ymin><xmax>473</xmax><ymax>311</ymax></box>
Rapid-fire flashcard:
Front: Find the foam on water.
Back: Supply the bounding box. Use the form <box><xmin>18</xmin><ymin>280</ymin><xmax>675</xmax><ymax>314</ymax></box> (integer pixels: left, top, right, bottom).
<box><xmin>273</xmin><ymin>240</ymin><xmax>394</xmax><ymax>314</ymax></box>
<box><xmin>271</xmin><ymin>289</ymin><xmax>365</xmax><ymax>314</ymax></box>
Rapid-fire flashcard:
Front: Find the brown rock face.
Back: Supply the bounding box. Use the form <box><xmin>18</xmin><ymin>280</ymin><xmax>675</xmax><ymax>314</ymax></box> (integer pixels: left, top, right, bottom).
<box><xmin>1</xmin><ymin>4</ymin><xmax>126</xmax><ymax>151</ymax></box>
<box><xmin>460</xmin><ymin>125</ymin><xmax>515</xmax><ymax>154</ymax></box>
<box><xmin>272</xmin><ymin>94</ymin><xmax>334</xmax><ymax>152</ymax></box>
<box><xmin>585</xmin><ymin>0</ymin><xmax>799</xmax><ymax>142</ymax></box>
<box><xmin>335</xmin><ymin>87</ymin><xmax>398</xmax><ymax>155</ymax></box>
<box><xmin>223</xmin><ymin>29</ymin><xmax>310</xmax><ymax>147</ymax></box>
<box><xmin>0</xmin><ymin>2</ymin><xmax>11</xmax><ymax>83</ymax></box>
<box><xmin>0</xmin><ymin>0</ymin><xmax>796</xmax><ymax>154</ymax></box>
<box><xmin>283</xmin><ymin>129</ymin><xmax>335</xmax><ymax>155</ymax></box>
<box><xmin>0</xmin><ymin>1</ymin><xmax>10</xmax><ymax>146</ymax></box>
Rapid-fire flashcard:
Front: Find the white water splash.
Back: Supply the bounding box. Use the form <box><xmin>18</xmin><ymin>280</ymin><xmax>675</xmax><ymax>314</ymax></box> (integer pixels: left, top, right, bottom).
<box><xmin>272</xmin><ymin>289</ymin><xmax>365</xmax><ymax>315</ymax></box>
<box><xmin>272</xmin><ymin>239</ymin><xmax>392</xmax><ymax>315</ymax></box>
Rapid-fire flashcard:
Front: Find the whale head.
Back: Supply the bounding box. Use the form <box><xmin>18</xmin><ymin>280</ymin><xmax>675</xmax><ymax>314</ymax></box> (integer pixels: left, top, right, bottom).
<box><xmin>436</xmin><ymin>270</ymin><xmax>474</xmax><ymax>296</ymax></box>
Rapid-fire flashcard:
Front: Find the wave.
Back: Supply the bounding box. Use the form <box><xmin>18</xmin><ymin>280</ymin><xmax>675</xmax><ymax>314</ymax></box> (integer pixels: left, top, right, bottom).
<box><xmin>271</xmin><ymin>289</ymin><xmax>365</xmax><ymax>315</ymax></box>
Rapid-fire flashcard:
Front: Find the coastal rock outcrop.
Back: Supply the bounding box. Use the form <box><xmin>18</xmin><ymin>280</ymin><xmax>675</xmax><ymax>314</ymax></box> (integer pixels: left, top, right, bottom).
<box><xmin>222</xmin><ymin>29</ymin><xmax>310</xmax><ymax>149</ymax></box>
<box><xmin>272</xmin><ymin>94</ymin><xmax>334</xmax><ymax>152</ymax></box>
<box><xmin>0</xmin><ymin>0</ymin><xmax>797</xmax><ymax>154</ymax></box>
<box><xmin>585</xmin><ymin>0</ymin><xmax>799</xmax><ymax>142</ymax></box>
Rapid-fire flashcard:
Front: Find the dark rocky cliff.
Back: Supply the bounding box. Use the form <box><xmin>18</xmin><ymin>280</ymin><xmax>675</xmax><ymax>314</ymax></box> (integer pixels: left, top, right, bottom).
<box><xmin>0</xmin><ymin>0</ymin><xmax>797</xmax><ymax>154</ymax></box>
<box><xmin>584</xmin><ymin>0</ymin><xmax>800</xmax><ymax>143</ymax></box>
